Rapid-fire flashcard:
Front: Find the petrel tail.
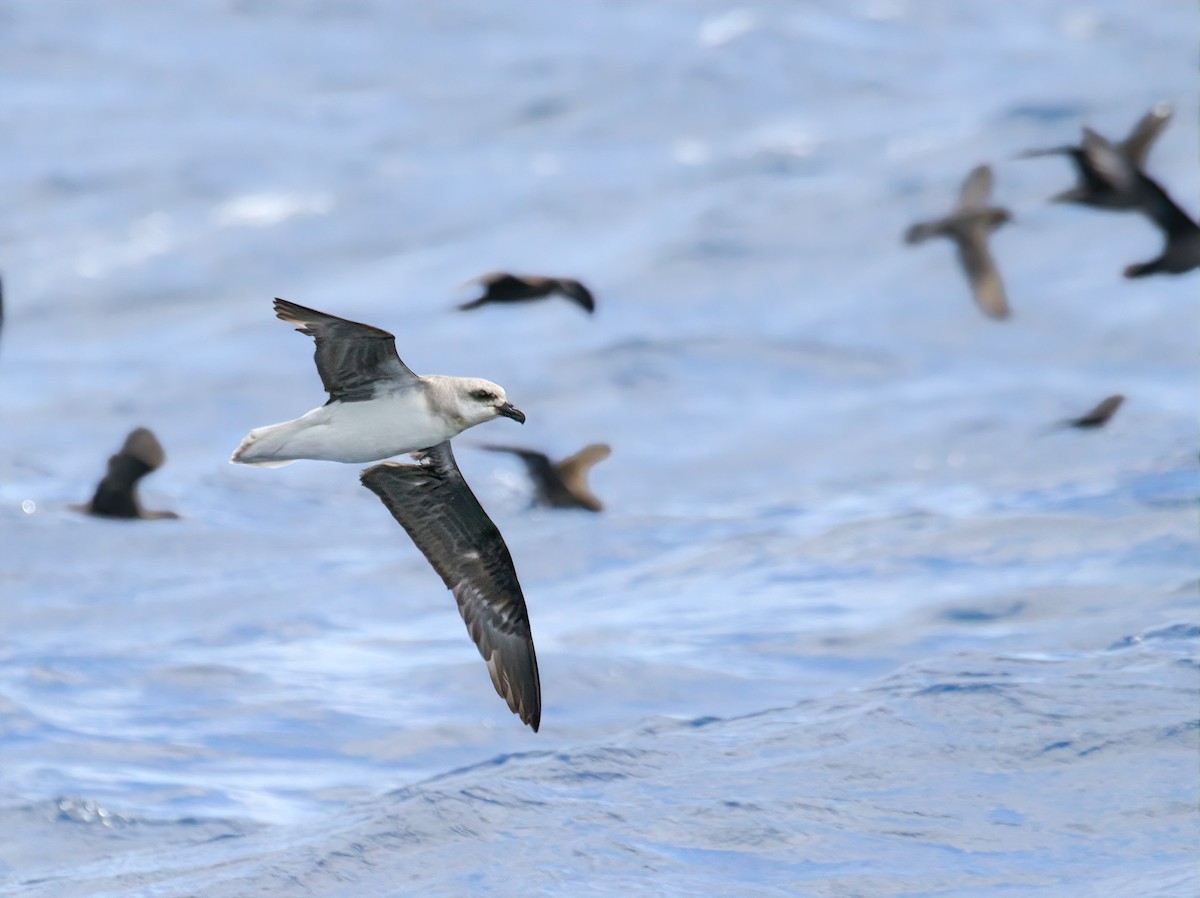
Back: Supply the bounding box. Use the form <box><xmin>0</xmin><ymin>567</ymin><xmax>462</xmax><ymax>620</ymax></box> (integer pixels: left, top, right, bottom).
<box><xmin>230</xmin><ymin>423</ymin><xmax>299</xmax><ymax>468</ymax></box>
<box><xmin>456</xmin><ymin>296</ymin><xmax>490</xmax><ymax>312</ymax></box>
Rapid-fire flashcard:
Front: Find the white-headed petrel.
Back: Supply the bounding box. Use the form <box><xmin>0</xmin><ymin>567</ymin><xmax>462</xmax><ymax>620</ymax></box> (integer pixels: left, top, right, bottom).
<box><xmin>1018</xmin><ymin>103</ymin><xmax>1172</xmax><ymax>210</ymax></box>
<box><xmin>232</xmin><ymin>299</ymin><xmax>526</xmax><ymax>467</ymax></box>
<box><xmin>233</xmin><ymin>299</ymin><xmax>539</xmax><ymax>730</ymax></box>
<box><xmin>905</xmin><ymin>164</ymin><xmax>1013</xmax><ymax>320</ymax></box>
<box><xmin>483</xmin><ymin>443</ymin><xmax>611</xmax><ymax>512</ymax></box>
<box><xmin>75</xmin><ymin>427</ymin><xmax>178</xmax><ymax>520</ymax></box>
<box><xmin>363</xmin><ymin>444</ymin><xmax>541</xmax><ymax>731</ymax></box>
<box><xmin>458</xmin><ymin>272</ymin><xmax>596</xmax><ymax>314</ymax></box>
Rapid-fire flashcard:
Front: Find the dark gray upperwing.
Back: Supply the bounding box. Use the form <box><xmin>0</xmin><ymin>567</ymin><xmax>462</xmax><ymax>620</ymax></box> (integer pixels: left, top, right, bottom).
<box><xmin>274</xmin><ymin>298</ymin><xmax>419</xmax><ymax>402</ymax></box>
<box><xmin>361</xmin><ymin>443</ymin><xmax>542</xmax><ymax>731</ymax></box>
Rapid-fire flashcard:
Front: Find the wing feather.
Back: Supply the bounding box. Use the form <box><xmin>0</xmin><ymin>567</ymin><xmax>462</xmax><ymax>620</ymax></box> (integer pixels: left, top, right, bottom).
<box><xmin>274</xmin><ymin>298</ymin><xmax>418</xmax><ymax>402</ymax></box>
<box><xmin>361</xmin><ymin>443</ymin><xmax>541</xmax><ymax>731</ymax></box>
<box><xmin>1119</xmin><ymin>103</ymin><xmax>1172</xmax><ymax>168</ymax></box>
<box><xmin>955</xmin><ymin>229</ymin><xmax>1010</xmax><ymax>320</ymax></box>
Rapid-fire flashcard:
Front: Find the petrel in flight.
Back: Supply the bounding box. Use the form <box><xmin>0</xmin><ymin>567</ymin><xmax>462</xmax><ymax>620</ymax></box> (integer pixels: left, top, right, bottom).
<box><xmin>905</xmin><ymin>164</ymin><xmax>1013</xmax><ymax>320</ymax></box>
<box><xmin>483</xmin><ymin>442</ymin><xmax>611</xmax><ymax>512</ymax></box>
<box><xmin>232</xmin><ymin>299</ymin><xmax>526</xmax><ymax>467</ymax></box>
<box><xmin>233</xmin><ymin>300</ymin><xmax>539</xmax><ymax>730</ymax></box>
<box><xmin>458</xmin><ymin>272</ymin><xmax>596</xmax><ymax>314</ymax></box>
<box><xmin>1018</xmin><ymin>103</ymin><xmax>1172</xmax><ymax>210</ymax></box>
<box><xmin>76</xmin><ymin>427</ymin><xmax>178</xmax><ymax>520</ymax></box>
<box><xmin>1052</xmin><ymin>130</ymin><xmax>1200</xmax><ymax>278</ymax></box>
<box><xmin>1061</xmin><ymin>394</ymin><xmax>1125</xmax><ymax>430</ymax></box>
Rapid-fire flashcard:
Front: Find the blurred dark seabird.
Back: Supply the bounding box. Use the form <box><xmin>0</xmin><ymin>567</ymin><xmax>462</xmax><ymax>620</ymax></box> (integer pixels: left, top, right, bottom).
<box><xmin>483</xmin><ymin>443</ymin><xmax>612</xmax><ymax>512</ymax></box>
<box><xmin>457</xmin><ymin>272</ymin><xmax>596</xmax><ymax>314</ymax></box>
<box><xmin>75</xmin><ymin>428</ymin><xmax>178</xmax><ymax>520</ymax></box>
<box><xmin>1018</xmin><ymin>103</ymin><xmax>1173</xmax><ymax>209</ymax></box>
<box><xmin>1064</xmin><ymin>395</ymin><xmax>1125</xmax><ymax>429</ymax></box>
<box><xmin>905</xmin><ymin>164</ymin><xmax>1013</xmax><ymax>320</ymax></box>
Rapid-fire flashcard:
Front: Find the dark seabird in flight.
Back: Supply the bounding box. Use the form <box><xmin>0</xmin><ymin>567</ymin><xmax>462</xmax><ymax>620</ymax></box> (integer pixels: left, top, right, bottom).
<box><xmin>362</xmin><ymin>443</ymin><xmax>541</xmax><ymax>731</ymax></box>
<box><xmin>483</xmin><ymin>443</ymin><xmax>611</xmax><ymax>512</ymax></box>
<box><xmin>1019</xmin><ymin>103</ymin><xmax>1173</xmax><ymax>209</ymax></box>
<box><xmin>458</xmin><ymin>272</ymin><xmax>596</xmax><ymax>314</ymax></box>
<box><xmin>1066</xmin><ymin>130</ymin><xmax>1200</xmax><ymax>277</ymax></box>
<box><xmin>1062</xmin><ymin>394</ymin><xmax>1125</xmax><ymax>429</ymax></box>
<box><xmin>905</xmin><ymin>164</ymin><xmax>1013</xmax><ymax>320</ymax></box>
<box><xmin>232</xmin><ymin>299</ymin><xmax>525</xmax><ymax>467</ymax></box>
<box><xmin>76</xmin><ymin>427</ymin><xmax>178</xmax><ymax>519</ymax></box>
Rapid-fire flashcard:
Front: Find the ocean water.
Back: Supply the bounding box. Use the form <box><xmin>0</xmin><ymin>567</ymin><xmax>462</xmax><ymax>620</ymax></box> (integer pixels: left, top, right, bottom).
<box><xmin>0</xmin><ymin>1</ymin><xmax>1197</xmax><ymax>895</ymax></box>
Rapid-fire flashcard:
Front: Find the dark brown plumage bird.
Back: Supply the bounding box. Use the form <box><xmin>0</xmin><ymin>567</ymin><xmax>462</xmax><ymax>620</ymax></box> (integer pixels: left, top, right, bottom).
<box><xmin>1063</xmin><ymin>395</ymin><xmax>1125</xmax><ymax>429</ymax></box>
<box><xmin>78</xmin><ymin>428</ymin><xmax>177</xmax><ymax>519</ymax></box>
<box><xmin>362</xmin><ymin>443</ymin><xmax>541</xmax><ymax>731</ymax></box>
<box><xmin>905</xmin><ymin>164</ymin><xmax>1013</xmax><ymax>320</ymax></box>
<box><xmin>483</xmin><ymin>443</ymin><xmax>611</xmax><ymax>512</ymax></box>
<box><xmin>1019</xmin><ymin>103</ymin><xmax>1172</xmax><ymax>210</ymax></box>
<box><xmin>1058</xmin><ymin>128</ymin><xmax>1200</xmax><ymax>278</ymax></box>
<box><xmin>458</xmin><ymin>272</ymin><xmax>596</xmax><ymax>314</ymax></box>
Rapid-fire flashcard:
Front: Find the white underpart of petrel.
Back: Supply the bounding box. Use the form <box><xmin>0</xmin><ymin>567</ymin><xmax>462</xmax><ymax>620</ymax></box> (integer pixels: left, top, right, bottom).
<box><xmin>231</xmin><ymin>299</ymin><xmax>525</xmax><ymax>467</ymax></box>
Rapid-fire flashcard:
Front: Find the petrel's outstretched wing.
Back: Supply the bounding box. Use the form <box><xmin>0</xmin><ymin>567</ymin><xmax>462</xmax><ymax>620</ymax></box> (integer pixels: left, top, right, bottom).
<box><xmin>361</xmin><ymin>443</ymin><xmax>541</xmax><ymax>731</ymax></box>
<box><xmin>1119</xmin><ymin>102</ymin><xmax>1172</xmax><ymax>169</ymax></box>
<box><xmin>274</xmin><ymin>298</ymin><xmax>419</xmax><ymax>402</ymax></box>
<box><xmin>955</xmin><ymin>228</ymin><xmax>1010</xmax><ymax>320</ymax></box>
<box><xmin>555</xmin><ymin>443</ymin><xmax>611</xmax><ymax>512</ymax></box>
<box><xmin>956</xmin><ymin>164</ymin><xmax>993</xmax><ymax>211</ymax></box>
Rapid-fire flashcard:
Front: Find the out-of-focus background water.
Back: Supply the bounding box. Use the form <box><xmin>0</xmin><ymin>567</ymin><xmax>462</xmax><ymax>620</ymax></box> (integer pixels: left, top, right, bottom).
<box><xmin>0</xmin><ymin>1</ymin><xmax>1196</xmax><ymax>895</ymax></box>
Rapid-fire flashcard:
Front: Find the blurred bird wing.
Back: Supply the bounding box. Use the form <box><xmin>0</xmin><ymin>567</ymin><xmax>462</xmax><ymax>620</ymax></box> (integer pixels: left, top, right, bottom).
<box><xmin>1119</xmin><ymin>103</ymin><xmax>1172</xmax><ymax>168</ymax></box>
<box><xmin>1134</xmin><ymin>173</ymin><xmax>1200</xmax><ymax>239</ymax></box>
<box><xmin>1079</xmin><ymin>128</ymin><xmax>1139</xmax><ymax>194</ymax></box>
<box><xmin>555</xmin><ymin>444</ymin><xmax>611</xmax><ymax>510</ymax></box>
<box><xmin>458</xmin><ymin>271</ymin><xmax>511</xmax><ymax>290</ymax></box>
<box><xmin>955</xmin><ymin>231</ymin><xmax>1009</xmax><ymax>320</ymax></box>
<box><xmin>956</xmin><ymin>165</ymin><xmax>993</xmax><ymax>211</ymax></box>
<box><xmin>120</xmin><ymin>427</ymin><xmax>166</xmax><ymax>469</ymax></box>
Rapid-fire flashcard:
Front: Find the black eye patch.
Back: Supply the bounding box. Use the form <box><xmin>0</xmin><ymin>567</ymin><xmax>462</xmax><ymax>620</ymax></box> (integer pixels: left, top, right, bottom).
<box><xmin>470</xmin><ymin>389</ymin><xmax>494</xmax><ymax>402</ymax></box>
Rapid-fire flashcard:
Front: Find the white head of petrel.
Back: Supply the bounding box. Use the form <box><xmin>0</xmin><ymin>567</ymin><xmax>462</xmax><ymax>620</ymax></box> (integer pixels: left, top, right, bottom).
<box><xmin>231</xmin><ymin>299</ymin><xmax>525</xmax><ymax>467</ymax></box>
